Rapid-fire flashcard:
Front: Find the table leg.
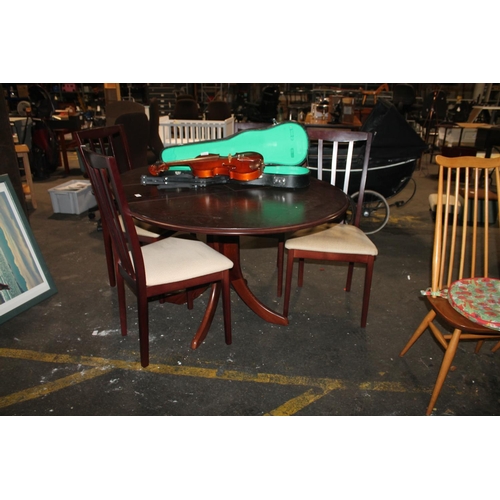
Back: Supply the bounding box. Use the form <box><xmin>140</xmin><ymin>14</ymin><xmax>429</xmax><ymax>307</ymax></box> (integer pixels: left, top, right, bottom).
<box><xmin>57</xmin><ymin>131</ymin><xmax>70</xmax><ymax>175</ymax></box>
<box><xmin>16</xmin><ymin>147</ymin><xmax>37</xmax><ymax>209</ymax></box>
<box><xmin>214</xmin><ymin>235</ymin><xmax>288</xmax><ymax>326</ymax></box>
<box><xmin>190</xmin><ymin>282</ymin><xmax>221</xmax><ymax>349</ymax></box>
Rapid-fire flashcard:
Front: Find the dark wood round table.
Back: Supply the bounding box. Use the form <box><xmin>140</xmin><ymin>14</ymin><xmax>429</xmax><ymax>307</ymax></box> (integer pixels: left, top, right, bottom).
<box><xmin>121</xmin><ymin>166</ymin><xmax>349</xmax><ymax>327</ymax></box>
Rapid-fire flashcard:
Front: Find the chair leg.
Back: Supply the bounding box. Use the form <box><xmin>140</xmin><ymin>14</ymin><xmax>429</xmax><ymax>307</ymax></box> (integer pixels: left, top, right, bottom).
<box><xmin>116</xmin><ymin>272</ymin><xmax>128</xmax><ymax>337</ymax></box>
<box><xmin>492</xmin><ymin>341</ymin><xmax>500</xmax><ymax>353</ymax></box>
<box><xmin>222</xmin><ymin>272</ymin><xmax>232</xmax><ymax>345</ymax></box>
<box><xmin>276</xmin><ymin>236</ymin><xmax>285</xmax><ymax>297</ymax></box>
<box><xmin>345</xmin><ymin>262</ymin><xmax>355</xmax><ymax>292</ymax></box>
<box><xmin>400</xmin><ymin>309</ymin><xmax>436</xmax><ymax>357</ymax></box>
<box><xmin>190</xmin><ymin>283</ymin><xmax>220</xmax><ymax>349</ymax></box>
<box><xmin>283</xmin><ymin>250</ymin><xmax>295</xmax><ymax>317</ymax></box>
<box><xmin>187</xmin><ymin>289</ymin><xmax>194</xmax><ymax>310</ymax></box>
<box><xmin>360</xmin><ymin>258</ymin><xmax>374</xmax><ymax>328</ymax></box>
<box><xmin>298</xmin><ymin>258</ymin><xmax>305</xmax><ymax>287</ymax></box>
<box><xmin>474</xmin><ymin>340</ymin><xmax>484</xmax><ymax>353</ymax></box>
<box><xmin>426</xmin><ymin>328</ymin><xmax>461</xmax><ymax>415</ymax></box>
<box><xmin>137</xmin><ymin>293</ymin><xmax>149</xmax><ymax>368</ymax></box>
<box><xmin>428</xmin><ymin>321</ymin><xmax>449</xmax><ymax>350</ymax></box>
<box><xmin>102</xmin><ymin>225</ymin><xmax>116</xmax><ymax>287</ymax></box>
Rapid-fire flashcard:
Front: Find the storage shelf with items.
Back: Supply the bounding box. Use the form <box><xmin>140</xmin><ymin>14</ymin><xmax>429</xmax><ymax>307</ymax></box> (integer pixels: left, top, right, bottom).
<box><xmin>47</xmin><ymin>84</ymin><xmax>105</xmax><ymax>112</ymax></box>
<box><xmin>119</xmin><ymin>84</ymin><xmax>147</xmax><ymax>104</ymax></box>
<box><xmin>146</xmin><ymin>84</ymin><xmax>190</xmax><ymax>116</ymax></box>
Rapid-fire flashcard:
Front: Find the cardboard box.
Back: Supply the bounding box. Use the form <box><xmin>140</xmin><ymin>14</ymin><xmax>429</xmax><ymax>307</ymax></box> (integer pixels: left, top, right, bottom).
<box><xmin>48</xmin><ymin>180</ymin><xmax>96</xmax><ymax>215</ymax></box>
<box><xmin>16</xmin><ymin>85</ymin><xmax>29</xmax><ymax>98</ymax></box>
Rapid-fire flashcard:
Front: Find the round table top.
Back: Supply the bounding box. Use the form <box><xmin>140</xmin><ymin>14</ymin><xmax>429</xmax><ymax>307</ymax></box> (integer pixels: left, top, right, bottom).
<box><xmin>122</xmin><ymin>166</ymin><xmax>349</xmax><ymax>236</ymax></box>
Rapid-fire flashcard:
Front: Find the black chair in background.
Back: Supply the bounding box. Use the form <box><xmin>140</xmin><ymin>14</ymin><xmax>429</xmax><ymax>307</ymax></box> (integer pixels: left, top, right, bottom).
<box><xmin>114</xmin><ymin>112</ymin><xmax>150</xmax><ymax>170</ymax></box>
<box><xmin>206</xmin><ymin>100</ymin><xmax>232</xmax><ymax>120</ymax></box>
<box><xmin>392</xmin><ymin>84</ymin><xmax>416</xmax><ymax>116</ymax></box>
<box><xmin>105</xmin><ymin>100</ymin><xmax>146</xmax><ymax>126</ymax></box>
<box><xmin>148</xmin><ymin>98</ymin><xmax>165</xmax><ymax>163</ymax></box>
<box><xmin>172</xmin><ymin>98</ymin><xmax>200</xmax><ymax>119</ymax></box>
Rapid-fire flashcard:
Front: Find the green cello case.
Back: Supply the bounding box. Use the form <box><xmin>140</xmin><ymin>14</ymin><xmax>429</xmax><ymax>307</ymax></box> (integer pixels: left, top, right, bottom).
<box><xmin>158</xmin><ymin>122</ymin><xmax>310</xmax><ymax>189</ymax></box>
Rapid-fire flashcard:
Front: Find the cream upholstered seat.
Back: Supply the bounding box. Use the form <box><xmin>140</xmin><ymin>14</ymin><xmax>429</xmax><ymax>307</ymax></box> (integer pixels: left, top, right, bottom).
<box><xmin>285</xmin><ymin>223</ymin><xmax>377</xmax><ymax>255</ymax></box>
<box><xmin>139</xmin><ymin>238</ymin><xmax>233</xmax><ymax>287</ymax></box>
<box><xmin>282</xmin><ymin>128</ymin><xmax>376</xmax><ymax>328</ymax></box>
<box><xmin>81</xmin><ymin>146</ymin><xmax>233</xmax><ymax>368</ymax></box>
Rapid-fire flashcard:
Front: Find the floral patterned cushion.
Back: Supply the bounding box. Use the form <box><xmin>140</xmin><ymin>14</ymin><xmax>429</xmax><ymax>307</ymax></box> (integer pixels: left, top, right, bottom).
<box><xmin>448</xmin><ymin>278</ymin><xmax>500</xmax><ymax>331</ymax></box>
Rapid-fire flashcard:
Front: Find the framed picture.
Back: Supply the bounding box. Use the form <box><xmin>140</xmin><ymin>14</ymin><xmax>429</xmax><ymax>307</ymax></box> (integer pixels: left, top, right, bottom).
<box><xmin>0</xmin><ymin>174</ymin><xmax>57</xmax><ymax>325</ymax></box>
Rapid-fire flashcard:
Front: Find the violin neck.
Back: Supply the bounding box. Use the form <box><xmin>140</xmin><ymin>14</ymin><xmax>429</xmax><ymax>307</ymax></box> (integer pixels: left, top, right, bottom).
<box><xmin>162</xmin><ymin>154</ymin><xmax>219</xmax><ymax>169</ymax></box>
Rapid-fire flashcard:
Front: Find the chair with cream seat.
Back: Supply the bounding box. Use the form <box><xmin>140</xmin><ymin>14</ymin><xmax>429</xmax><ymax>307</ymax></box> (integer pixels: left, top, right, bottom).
<box><xmin>80</xmin><ymin>147</ymin><xmax>234</xmax><ymax>368</ymax></box>
<box><xmin>282</xmin><ymin>128</ymin><xmax>376</xmax><ymax>328</ymax></box>
<box><xmin>399</xmin><ymin>154</ymin><xmax>500</xmax><ymax>415</ymax></box>
<box><xmin>75</xmin><ymin>125</ymin><xmax>173</xmax><ymax>288</ymax></box>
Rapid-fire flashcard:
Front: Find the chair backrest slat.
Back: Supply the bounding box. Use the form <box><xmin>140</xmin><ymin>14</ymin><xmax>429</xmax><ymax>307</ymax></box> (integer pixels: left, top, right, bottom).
<box><xmin>433</xmin><ymin>154</ymin><xmax>500</xmax><ymax>292</ymax></box>
<box><xmin>75</xmin><ymin>125</ymin><xmax>134</xmax><ymax>174</ymax></box>
<box><xmin>306</xmin><ymin>128</ymin><xmax>373</xmax><ymax>228</ymax></box>
<box><xmin>80</xmin><ymin>147</ymin><xmax>144</xmax><ymax>284</ymax></box>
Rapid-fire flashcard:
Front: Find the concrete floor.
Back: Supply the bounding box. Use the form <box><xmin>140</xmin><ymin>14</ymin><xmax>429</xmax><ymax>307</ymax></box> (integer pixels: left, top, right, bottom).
<box><xmin>1</xmin><ymin>152</ymin><xmax>500</xmax><ymax>416</ymax></box>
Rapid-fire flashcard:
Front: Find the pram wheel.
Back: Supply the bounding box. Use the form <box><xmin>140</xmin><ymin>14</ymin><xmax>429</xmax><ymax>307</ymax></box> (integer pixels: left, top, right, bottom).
<box><xmin>348</xmin><ymin>190</ymin><xmax>390</xmax><ymax>235</ymax></box>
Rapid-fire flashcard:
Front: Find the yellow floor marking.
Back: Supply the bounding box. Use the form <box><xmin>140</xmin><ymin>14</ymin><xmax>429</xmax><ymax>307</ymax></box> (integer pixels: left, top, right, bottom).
<box><xmin>0</xmin><ymin>348</ymin><xmax>427</xmax><ymax>415</ymax></box>
<box><xmin>0</xmin><ymin>366</ymin><xmax>114</xmax><ymax>409</ymax></box>
<box><xmin>0</xmin><ymin>348</ymin><xmax>343</xmax><ymax>389</ymax></box>
<box><xmin>358</xmin><ymin>381</ymin><xmax>409</xmax><ymax>392</ymax></box>
<box><xmin>265</xmin><ymin>384</ymin><xmax>341</xmax><ymax>416</ymax></box>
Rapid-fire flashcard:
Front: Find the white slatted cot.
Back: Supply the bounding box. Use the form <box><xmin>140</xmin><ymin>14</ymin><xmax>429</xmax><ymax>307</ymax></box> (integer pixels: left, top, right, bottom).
<box><xmin>158</xmin><ymin>116</ymin><xmax>235</xmax><ymax>146</ymax></box>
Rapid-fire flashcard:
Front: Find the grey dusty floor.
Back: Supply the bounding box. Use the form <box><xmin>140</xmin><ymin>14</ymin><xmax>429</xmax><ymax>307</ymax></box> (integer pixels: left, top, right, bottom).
<box><xmin>1</xmin><ymin>152</ymin><xmax>500</xmax><ymax>417</ymax></box>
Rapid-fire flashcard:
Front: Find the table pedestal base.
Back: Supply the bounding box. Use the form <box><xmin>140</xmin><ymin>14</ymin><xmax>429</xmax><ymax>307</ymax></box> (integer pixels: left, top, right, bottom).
<box><xmin>212</xmin><ymin>235</ymin><xmax>288</xmax><ymax>326</ymax></box>
<box><xmin>190</xmin><ymin>283</ymin><xmax>222</xmax><ymax>349</ymax></box>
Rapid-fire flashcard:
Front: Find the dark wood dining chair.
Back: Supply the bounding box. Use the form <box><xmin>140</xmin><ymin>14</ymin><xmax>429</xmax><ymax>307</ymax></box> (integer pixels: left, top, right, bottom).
<box><xmin>282</xmin><ymin>129</ymin><xmax>376</xmax><ymax>328</ymax></box>
<box><xmin>80</xmin><ymin>147</ymin><xmax>234</xmax><ymax>368</ymax></box>
<box><xmin>75</xmin><ymin>125</ymin><xmax>171</xmax><ymax>288</ymax></box>
<box><xmin>400</xmin><ymin>154</ymin><xmax>500</xmax><ymax>415</ymax></box>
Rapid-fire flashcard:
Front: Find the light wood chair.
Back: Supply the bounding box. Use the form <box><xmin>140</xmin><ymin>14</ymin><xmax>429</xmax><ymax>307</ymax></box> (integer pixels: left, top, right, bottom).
<box><xmin>80</xmin><ymin>147</ymin><xmax>233</xmax><ymax>368</ymax></box>
<box><xmin>400</xmin><ymin>154</ymin><xmax>500</xmax><ymax>415</ymax></box>
<box><xmin>282</xmin><ymin>129</ymin><xmax>376</xmax><ymax>328</ymax></box>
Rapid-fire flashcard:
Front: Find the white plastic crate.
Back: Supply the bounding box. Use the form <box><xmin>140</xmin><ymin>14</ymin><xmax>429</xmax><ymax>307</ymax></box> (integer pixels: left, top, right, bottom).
<box><xmin>48</xmin><ymin>180</ymin><xmax>96</xmax><ymax>215</ymax></box>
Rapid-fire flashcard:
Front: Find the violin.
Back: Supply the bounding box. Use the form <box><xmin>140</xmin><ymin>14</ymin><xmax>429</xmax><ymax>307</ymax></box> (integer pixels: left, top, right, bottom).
<box><xmin>148</xmin><ymin>152</ymin><xmax>264</xmax><ymax>182</ymax></box>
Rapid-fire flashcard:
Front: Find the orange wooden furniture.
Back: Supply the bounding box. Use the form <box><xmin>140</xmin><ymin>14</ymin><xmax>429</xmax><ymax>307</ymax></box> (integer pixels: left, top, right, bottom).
<box><xmin>400</xmin><ymin>154</ymin><xmax>500</xmax><ymax>415</ymax></box>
